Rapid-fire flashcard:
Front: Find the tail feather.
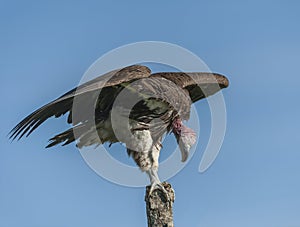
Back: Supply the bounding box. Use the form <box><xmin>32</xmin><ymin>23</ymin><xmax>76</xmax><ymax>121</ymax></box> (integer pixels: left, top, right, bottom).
<box><xmin>46</xmin><ymin>128</ymin><xmax>75</xmax><ymax>148</ymax></box>
<box><xmin>45</xmin><ymin>122</ymin><xmax>109</xmax><ymax>148</ymax></box>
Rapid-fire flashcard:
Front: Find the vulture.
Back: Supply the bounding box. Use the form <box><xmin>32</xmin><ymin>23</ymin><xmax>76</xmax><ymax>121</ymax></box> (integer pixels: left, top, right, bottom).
<box><xmin>10</xmin><ymin>65</ymin><xmax>229</xmax><ymax>197</ymax></box>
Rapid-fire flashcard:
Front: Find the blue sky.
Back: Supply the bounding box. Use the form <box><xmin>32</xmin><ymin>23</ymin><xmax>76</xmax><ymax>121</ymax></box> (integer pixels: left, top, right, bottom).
<box><xmin>1</xmin><ymin>1</ymin><xmax>300</xmax><ymax>226</ymax></box>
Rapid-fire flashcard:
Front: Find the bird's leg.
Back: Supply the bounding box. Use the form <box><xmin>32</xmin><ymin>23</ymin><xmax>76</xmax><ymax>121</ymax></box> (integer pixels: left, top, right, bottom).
<box><xmin>146</xmin><ymin>169</ymin><xmax>170</xmax><ymax>201</ymax></box>
<box><xmin>146</xmin><ymin>142</ymin><xmax>170</xmax><ymax>201</ymax></box>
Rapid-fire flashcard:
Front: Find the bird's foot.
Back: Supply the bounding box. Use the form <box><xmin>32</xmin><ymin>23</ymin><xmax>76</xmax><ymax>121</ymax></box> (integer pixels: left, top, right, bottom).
<box><xmin>149</xmin><ymin>182</ymin><xmax>170</xmax><ymax>202</ymax></box>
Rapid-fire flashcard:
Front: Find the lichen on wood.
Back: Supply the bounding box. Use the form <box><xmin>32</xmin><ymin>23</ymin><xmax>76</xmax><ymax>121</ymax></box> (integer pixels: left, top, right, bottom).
<box><xmin>145</xmin><ymin>182</ymin><xmax>175</xmax><ymax>227</ymax></box>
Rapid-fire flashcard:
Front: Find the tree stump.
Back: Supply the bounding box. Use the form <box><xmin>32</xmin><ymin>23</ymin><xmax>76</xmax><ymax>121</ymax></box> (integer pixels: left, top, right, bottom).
<box><xmin>145</xmin><ymin>182</ymin><xmax>175</xmax><ymax>227</ymax></box>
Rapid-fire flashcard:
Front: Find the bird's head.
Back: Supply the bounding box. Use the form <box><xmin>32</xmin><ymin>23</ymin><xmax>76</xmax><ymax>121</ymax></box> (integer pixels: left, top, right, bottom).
<box><xmin>172</xmin><ymin>118</ymin><xmax>196</xmax><ymax>162</ymax></box>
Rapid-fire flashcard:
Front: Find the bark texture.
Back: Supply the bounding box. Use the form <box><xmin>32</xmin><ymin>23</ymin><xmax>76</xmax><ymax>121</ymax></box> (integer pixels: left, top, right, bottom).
<box><xmin>145</xmin><ymin>182</ymin><xmax>175</xmax><ymax>227</ymax></box>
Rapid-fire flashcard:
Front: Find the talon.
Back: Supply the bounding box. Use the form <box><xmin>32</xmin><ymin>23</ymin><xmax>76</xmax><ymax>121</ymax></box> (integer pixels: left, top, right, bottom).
<box><xmin>146</xmin><ymin>169</ymin><xmax>170</xmax><ymax>201</ymax></box>
<box><xmin>149</xmin><ymin>182</ymin><xmax>170</xmax><ymax>201</ymax></box>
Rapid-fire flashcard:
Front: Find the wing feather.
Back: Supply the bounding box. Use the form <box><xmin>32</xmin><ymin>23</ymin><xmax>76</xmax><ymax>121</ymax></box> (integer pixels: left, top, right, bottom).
<box><xmin>10</xmin><ymin>65</ymin><xmax>229</xmax><ymax>148</ymax></box>
<box><xmin>9</xmin><ymin>65</ymin><xmax>151</xmax><ymax>140</ymax></box>
<box><xmin>150</xmin><ymin>72</ymin><xmax>229</xmax><ymax>102</ymax></box>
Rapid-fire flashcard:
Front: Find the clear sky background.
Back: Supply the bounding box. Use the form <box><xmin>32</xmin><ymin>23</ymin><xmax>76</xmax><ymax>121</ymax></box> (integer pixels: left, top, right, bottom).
<box><xmin>1</xmin><ymin>1</ymin><xmax>300</xmax><ymax>226</ymax></box>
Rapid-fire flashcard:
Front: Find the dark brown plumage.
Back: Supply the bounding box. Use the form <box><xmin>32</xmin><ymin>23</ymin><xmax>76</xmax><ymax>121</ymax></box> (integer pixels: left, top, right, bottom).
<box><xmin>10</xmin><ymin>64</ymin><xmax>229</xmax><ymax>196</ymax></box>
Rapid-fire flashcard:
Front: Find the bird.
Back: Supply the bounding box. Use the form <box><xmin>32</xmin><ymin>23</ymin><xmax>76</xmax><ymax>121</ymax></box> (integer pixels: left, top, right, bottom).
<box><xmin>9</xmin><ymin>65</ymin><xmax>229</xmax><ymax>197</ymax></box>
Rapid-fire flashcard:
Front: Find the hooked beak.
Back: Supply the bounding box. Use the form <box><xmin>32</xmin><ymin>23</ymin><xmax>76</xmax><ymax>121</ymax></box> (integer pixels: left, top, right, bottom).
<box><xmin>174</xmin><ymin>129</ymin><xmax>196</xmax><ymax>162</ymax></box>
<box><xmin>181</xmin><ymin>147</ymin><xmax>189</xmax><ymax>162</ymax></box>
<box><xmin>177</xmin><ymin>135</ymin><xmax>193</xmax><ymax>162</ymax></box>
<box><xmin>172</xmin><ymin>118</ymin><xmax>196</xmax><ymax>162</ymax></box>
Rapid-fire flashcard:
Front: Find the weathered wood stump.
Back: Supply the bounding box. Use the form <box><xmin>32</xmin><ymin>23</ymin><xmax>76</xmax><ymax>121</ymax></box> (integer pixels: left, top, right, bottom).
<box><xmin>145</xmin><ymin>182</ymin><xmax>175</xmax><ymax>227</ymax></box>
